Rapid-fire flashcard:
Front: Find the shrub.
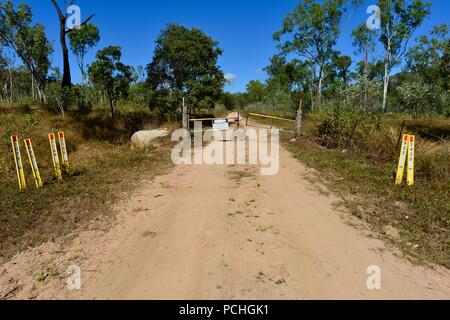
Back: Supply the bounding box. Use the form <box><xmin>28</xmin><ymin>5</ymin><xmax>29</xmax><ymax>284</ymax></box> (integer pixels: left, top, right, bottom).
<box><xmin>314</xmin><ymin>106</ymin><xmax>385</xmax><ymax>149</ymax></box>
<box><xmin>70</xmin><ymin>85</ymin><xmax>93</xmax><ymax>114</ymax></box>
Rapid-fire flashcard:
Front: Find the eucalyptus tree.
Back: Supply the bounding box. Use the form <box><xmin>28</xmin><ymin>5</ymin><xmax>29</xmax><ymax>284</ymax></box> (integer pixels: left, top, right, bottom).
<box><xmin>352</xmin><ymin>23</ymin><xmax>377</xmax><ymax>108</ymax></box>
<box><xmin>146</xmin><ymin>24</ymin><xmax>225</xmax><ymax>116</ymax></box>
<box><xmin>274</xmin><ymin>0</ymin><xmax>362</xmax><ymax>107</ymax></box>
<box><xmin>0</xmin><ymin>0</ymin><xmax>53</xmax><ymax>103</ymax></box>
<box><xmin>352</xmin><ymin>23</ymin><xmax>376</xmax><ymax>78</ymax></box>
<box><xmin>377</xmin><ymin>0</ymin><xmax>431</xmax><ymax>113</ymax></box>
<box><xmin>406</xmin><ymin>24</ymin><xmax>449</xmax><ymax>89</ymax></box>
<box><xmin>68</xmin><ymin>23</ymin><xmax>100</xmax><ymax>83</ymax></box>
<box><xmin>88</xmin><ymin>46</ymin><xmax>133</xmax><ymax>119</ymax></box>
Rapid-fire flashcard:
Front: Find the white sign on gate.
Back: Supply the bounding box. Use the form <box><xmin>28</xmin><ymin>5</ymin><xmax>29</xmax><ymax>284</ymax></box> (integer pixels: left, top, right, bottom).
<box><xmin>213</xmin><ymin>119</ymin><xmax>229</xmax><ymax>131</ymax></box>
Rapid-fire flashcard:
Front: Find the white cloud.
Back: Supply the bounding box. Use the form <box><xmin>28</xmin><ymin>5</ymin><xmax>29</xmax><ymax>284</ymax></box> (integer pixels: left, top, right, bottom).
<box><xmin>224</xmin><ymin>73</ymin><xmax>237</xmax><ymax>84</ymax></box>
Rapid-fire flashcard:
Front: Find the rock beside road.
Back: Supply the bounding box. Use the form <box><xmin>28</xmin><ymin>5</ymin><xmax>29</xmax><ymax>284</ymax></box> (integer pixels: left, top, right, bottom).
<box><xmin>131</xmin><ymin>129</ymin><xmax>169</xmax><ymax>147</ymax></box>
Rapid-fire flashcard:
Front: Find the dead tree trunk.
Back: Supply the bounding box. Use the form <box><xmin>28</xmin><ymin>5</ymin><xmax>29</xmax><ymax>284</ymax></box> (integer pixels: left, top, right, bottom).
<box><xmin>50</xmin><ymin>0</ymin><xmax>94</xmax><ymax>88</ymax></box>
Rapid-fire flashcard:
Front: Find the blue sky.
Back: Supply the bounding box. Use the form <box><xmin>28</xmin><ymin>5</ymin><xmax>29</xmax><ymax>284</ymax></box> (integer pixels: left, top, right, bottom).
<box><xmin>22</xmin><ymin>0</ymin><xmax>450</xmax><ymax>92</ymax></box>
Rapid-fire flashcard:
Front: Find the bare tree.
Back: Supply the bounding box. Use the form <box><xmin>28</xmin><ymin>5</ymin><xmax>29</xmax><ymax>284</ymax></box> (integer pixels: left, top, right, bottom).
<box><xmin>50</xmin><ymin>0</ymin><xmax>94</xmax><ymax>88</ymax></box>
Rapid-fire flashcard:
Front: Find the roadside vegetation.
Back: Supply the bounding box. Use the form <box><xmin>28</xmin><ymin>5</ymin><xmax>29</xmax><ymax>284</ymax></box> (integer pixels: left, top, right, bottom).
<box><xmin>0</xmin><ymin>104</ymin><xmax>173</xmax><ymax>261</ymax></box>
<box><xmin>285</xmin><ymin>109</ymin><xmax>449</xmax><ymax>268</ymax></box>
<box><xmin>236</xmin><ymin>0</ymin><xmax>449</xmax><ymax>268</ymax></box>
<box><xmin>0</xmin><ymin>0</ymin><xmax>448</xmax><ymax>269</ymax></box>
<box><xmin>0</xmin><ymin>1</ymin><xmax>226</xmax><ymax>261</ymax></box>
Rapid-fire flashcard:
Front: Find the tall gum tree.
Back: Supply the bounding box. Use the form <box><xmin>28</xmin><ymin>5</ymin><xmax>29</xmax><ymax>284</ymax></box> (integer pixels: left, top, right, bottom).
<box><xmin>273</xmin><ymin>0</ymin><xmax>362</xmax><ymax>108</ymax></box>
<box><xmin>377</xmin><ymin>0</ymin><xmax>431</xmax><ymax>114</ymax></box>
<box><xmin>68</xmin><ymin>23</ymin><xmax>100</xmax><ymax>83</ymax></box>
<box><xmin>352</xmin><ymin>23</ymin><xmax>376</xmax><ymax>108</ymax></box>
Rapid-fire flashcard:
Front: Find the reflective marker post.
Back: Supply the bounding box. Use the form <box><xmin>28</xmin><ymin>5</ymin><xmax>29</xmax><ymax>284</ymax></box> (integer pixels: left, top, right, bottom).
<box><xmin>407</xmin><ymin>135</ymin><xmax>415</xmax><ymax>186</ymax></box>
<box><xmin>11</xmin><ymin>135</ymin><xmax>26</xmax><ymax>190</ymax></box>
<box><xmin>58</xmin><ymin>131</ymin><xmax>69</xmax><ymax>168</ymax></box>
<box><xmin>395</xmin><ymin>134</ymin><xmax>409</xmax><ymax>185</ymax></box>
<box><xmin>49</xmin><ymin>133</ymin><xmax>62</xmax><ymax>181</ymax></box>
<box><xmin>24</xmin><ymin>139</ymin><xmax>43</xmax><ymax>188</ymax></box>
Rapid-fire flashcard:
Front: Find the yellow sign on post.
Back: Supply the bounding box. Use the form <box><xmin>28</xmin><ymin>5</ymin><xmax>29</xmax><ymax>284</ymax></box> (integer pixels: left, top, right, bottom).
<box><xmin>49</xmin><ymin>133</ymin><xmax>62</xmax><ymax>181</ymax></box>
<box><xmin>395</xmin><ymin>134</ymin><xmax>415</xmax><ymax>186</ymax></box>
<box><xmin>395</xmin><ymin>134</ymin><xmax>409</xmax><ymax>185</ymax></box>
<box><xmin>11</xmin><ymin>135</ymin><xmax>26</xmax><ymax>190</ymax></box>
<box><xmin>58</xmin><ymin>131</ymin><xmax>69</xmax><ymax>168</ymax></box>
<box><xmin>407</xmin><ymin>135</ymin><xmax>415</xmax><ymax>186</ymax></box>
<box><xmin>24</xmin><ymin>139</ymin><xmax>43</xmax><ymax>188</ymax></box>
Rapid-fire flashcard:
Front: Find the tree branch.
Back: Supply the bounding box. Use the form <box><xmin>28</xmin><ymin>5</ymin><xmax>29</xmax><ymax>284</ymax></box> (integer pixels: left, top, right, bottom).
<box><xmin>51</xmin><ymin>0</ymin><xmax>64</xmax><ymax>20</ymax></box>
<box><xmin>65</xmin><ymin>13</ymin><xmax>95</xmax><ymax>33</ymax></box>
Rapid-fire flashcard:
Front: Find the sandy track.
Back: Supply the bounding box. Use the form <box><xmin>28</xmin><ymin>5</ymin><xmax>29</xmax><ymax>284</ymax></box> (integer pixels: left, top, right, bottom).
<box><xmin>1</xmin><ymin>126</ymin><xmax>449</xmax><ymax>299</ymax></box>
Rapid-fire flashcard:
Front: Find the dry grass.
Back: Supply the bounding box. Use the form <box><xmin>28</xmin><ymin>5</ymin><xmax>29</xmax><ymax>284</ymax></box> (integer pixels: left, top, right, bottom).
<box><xmin>286</xmin><ymin>113</ymin><xmax>450</xmax><ymax>268</ymax></box>
<box><xmin>0</xmin><ymin>104</ymin><xmax>173</xmax><ymax>262</ymax></box>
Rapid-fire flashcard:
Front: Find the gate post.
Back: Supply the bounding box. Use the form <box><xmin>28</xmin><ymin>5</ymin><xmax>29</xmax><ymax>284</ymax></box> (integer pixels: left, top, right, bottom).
<box><xmin>182</xmin><ymin>97</ymin><xmax>189</xmax><ymax>130</ymax></box>
<box><xmin>237</xmin><ymin>110</ymin><xmax>240</xmax><ymax>129</ymax></box>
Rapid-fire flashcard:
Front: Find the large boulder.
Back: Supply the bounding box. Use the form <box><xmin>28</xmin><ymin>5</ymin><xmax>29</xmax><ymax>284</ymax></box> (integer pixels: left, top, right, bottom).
<box><xmin>131</xmin><ymin>129</ymin><xmax>169</xmax><ymax>147</ymax></box>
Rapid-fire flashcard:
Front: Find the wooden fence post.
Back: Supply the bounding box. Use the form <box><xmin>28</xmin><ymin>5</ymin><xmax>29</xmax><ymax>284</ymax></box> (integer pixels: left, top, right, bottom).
<box><xmin>237</xmin><ymin>110</ymin><xmax>240</xmax><ymax>129</ymax></box>
<box><xmin>182</xmin><ymin>97</ymin><xmax>189</xmax><ymax>130</ymax></box>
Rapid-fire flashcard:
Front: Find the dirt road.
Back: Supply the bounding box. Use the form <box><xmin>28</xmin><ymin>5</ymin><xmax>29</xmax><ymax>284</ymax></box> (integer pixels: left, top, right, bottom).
<box><xmin>1</xmin><ymin>124</ymin><xmax>449</xmax><ymax>300</ymax></box>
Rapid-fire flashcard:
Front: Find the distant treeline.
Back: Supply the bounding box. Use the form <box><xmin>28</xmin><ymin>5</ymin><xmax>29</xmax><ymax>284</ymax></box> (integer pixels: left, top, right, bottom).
<box><xmin>1</xmin><ymin>0</ymin><xmax>449</xmax><ymax>119</ymax></box>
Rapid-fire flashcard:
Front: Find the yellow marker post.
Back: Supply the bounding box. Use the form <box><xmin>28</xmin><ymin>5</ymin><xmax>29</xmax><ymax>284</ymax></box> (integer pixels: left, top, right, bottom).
<box><xmin>407</xmin><ymin>135</ymin><xmax>415</xmax><ymax>186</ymax></box>
<box><xmin>58</xmin><ymin>131</ymin><xmax>69</xmax><ymax>168</ymax></box>
<box><xmin>395</xmin><ymin>134</ymin><xmax>409</xmax><ymax>185</ymax></box>
<box><xmin>49</xmin><ymin>133</ymin><xmax>62</xmax><ymax>181</ymax></box>
<box><xmin>11</xmin><ymin>135</ymin><xmax>26</xmax><ymax>190</ymax></box>
<box><xmin>24</xmin><ymin>139</ymin><xmax>43</xmax><ymax>188</ymax></box>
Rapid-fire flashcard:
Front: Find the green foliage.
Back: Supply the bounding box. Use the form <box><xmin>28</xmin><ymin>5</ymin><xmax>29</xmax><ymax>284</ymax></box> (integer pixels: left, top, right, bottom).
<box><xmin>344</xmin><ymin>76</ymin><xmax>382</xmax><ymax>110</ymax></box>
<box><xmin>128</xmin><ymin>82</ymin><xmax>151</xmax><ymax>107</ymax></box>
<box><xmin>352</xmin><ymin>23</ymin><xmax>376</xmax><ymax>58</ymax></box>
<box><xmin>265</xmin><ymin>55</ymin><xmax>311</xmax><ymax>93</ymax></box>
<box><xmin>221</xmin><ymin>92</ymin><xmax>236</xmax><ymax>110</ymax></box>
<box><xmin>146</xmin><ymin>24</ymin><xmax>225</xmax><ymax>118</ymax></box>
<box><xmin>68</xmin><ymin>23</ymin><xmax>100</xmax><ymax>82</ymax></box>
<box><xmin>396</xmin><ymin>79</ymin><xmax>449</xmax><ymax>117</ymax></box>
<box><xmin>0</xmin><ymin>0</ymin><xmax>53</xmax><ymax>103</ymax></box>
<box><xmin>70</xmin><ymin>84</ymin><xmax>94</xmax><ymax>114</ymax></box>
<box><xmin>378</xmin><ymin>0</ymin><xmax>431</xmax><ymax>63</ymax></box>
<box><xmin>314</xmin><ymin>105</ymin><xmax>385</xmax><ymax>150</ymax></box>
<box><xmin>274</xmin><ymin>0</ymin><xmax>351</xmax><ymax>97</ymax></box>
<box><xmin>45</xmin><ymin>83</ymin><xmax>94</xmax><ymax>115</ymax></box>
<box><xmin>0</xmin><ymin>46</ymin><xmax>9</xmax><ymax>101</ymax></box>
<box><xmin>377</xmin><ymin>0</ymin><xmax>431</xmax><ymax>112</ymax></box>
<box><xmin>246</xmin><ymin>80</ymin><xmax>267</xmax><ymax>104</ymax></box>
<box><xmin>406</xmin><ymin>24</ymin><xmax>449</xmax><ymax>88</ymax></box>
<box><xmin>400</xmin><ymin>24</ymin><xmax>450</xmax><ymax>116</ymax></box>
<box><xmin>331</xmin><ymin>54</ymin><xmax>352</xmax><ymax>86</ymax></box>
<box><xmin>45</xmin><ymin>80</ymin><xmax>67</xmax><ymax>115</ymax></box>
<box><xmin>88</xmin><ymin>46</ymin><xmax>133</xmax><ymax>119</ymax></box>
<box><xmin>355</xmin><ymin>60</ymin><xmax>384</xmax><ymax>80</ymax></box>
<box><xmin>396</xmin><ymin>79</ymin><xmax>432</xmax><ymax>117</ymax></box>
